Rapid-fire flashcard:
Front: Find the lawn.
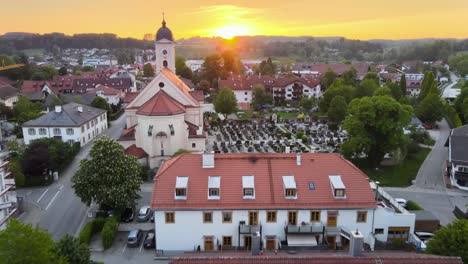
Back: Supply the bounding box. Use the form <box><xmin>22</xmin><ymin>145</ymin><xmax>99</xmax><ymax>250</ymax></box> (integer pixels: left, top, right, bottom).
<box><xmin>452</xmin><ymin>80</ymin><xmax>465</xmax><ymax>89</ymax></box>
<box><xmin>358</xmin><ymin>147</ymin><xmax>431</xmax><ymax>187</ymax></box>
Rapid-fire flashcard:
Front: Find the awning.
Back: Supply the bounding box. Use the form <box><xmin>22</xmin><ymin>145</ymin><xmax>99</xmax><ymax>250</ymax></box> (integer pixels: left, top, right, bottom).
<box><xmin>282</xmin><ymin>176</ymin><xmax>296</xmax><ymax>189</ymax></box>
<box><xmin>176</xmin><ymin>176</ymin><xmax>189</xmax><ymax>188</ymax></box>
<box><xmin>242</xmin><ymin>176</ymin><xmax>255</xmax><ymax>188</ymax></box>
<box><xmin>287</xmin><ymin>235</ymin><xmax>318</xmax><ymax>247</ymax></box>
<box><xmin>208</xmin><ymin>176</ymin><xmax>220</xmax><ymax>188</ymax></box>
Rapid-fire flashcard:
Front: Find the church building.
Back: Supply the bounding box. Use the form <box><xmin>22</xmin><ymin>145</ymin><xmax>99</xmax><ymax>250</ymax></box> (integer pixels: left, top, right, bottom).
<box><xmin>119</xmin><ymin>18</ymin><xmax>206</xmax><ymax>168</ymax></box>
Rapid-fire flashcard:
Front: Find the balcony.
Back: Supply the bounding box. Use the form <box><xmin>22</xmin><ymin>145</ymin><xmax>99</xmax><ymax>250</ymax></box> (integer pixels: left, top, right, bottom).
<box><xmin>239</xmin><ymin>223</ymin><xmax>261</xmax><ymax>234</ymax></box>
<box><xmin>286</xmin><ymin>223</ymin><xmax>325</xmax><ymax>234</ymax></box>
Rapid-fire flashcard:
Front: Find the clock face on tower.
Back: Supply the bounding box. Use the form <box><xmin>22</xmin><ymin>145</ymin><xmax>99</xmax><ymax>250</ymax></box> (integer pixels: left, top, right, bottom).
<box><xmin>162</xmin><ymin>49</ymin><xmax>168</xmax><ymax>55</ymax></box>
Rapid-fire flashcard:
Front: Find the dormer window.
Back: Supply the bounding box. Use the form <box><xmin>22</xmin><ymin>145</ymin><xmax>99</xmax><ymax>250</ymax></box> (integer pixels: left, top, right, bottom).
<box><xmin>208</xmin><ymin>176</ymin><xmax>220</xmax><ymax>199</ymax></box>
<box><xmin>175</xmin><ymin>176</ymin><xmax>188</xmax><ymax>200</ymax></box>
<box><xmin>329</xmin><ymin>175</ymin><xmax>346</xmax><ymax>199</ymax></box>
<box><xmin>282</xmin><ymin>176</ymin><xmax>297</xmax><ymax>199</ymax></box>
<box><xmin>242</xmin><ymin>176</ymin><xmax>255</xmax><ymax>199</ymax></box>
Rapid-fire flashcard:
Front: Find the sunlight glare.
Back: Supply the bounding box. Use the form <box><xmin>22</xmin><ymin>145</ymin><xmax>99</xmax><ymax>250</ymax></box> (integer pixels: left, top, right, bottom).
<box><xmin>213</xmin><ymin>25</ymin><xmax>250</xmax><ymax>39</ymax></box>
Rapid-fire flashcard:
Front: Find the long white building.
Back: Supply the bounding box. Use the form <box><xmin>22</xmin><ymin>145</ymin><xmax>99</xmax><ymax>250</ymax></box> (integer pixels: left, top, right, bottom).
<box><xmin>150</xmin><ymin>152</ymin><xmax>415</xmax><ymax>252</ymax></box>
<box><xmin>22</xmin><ymin>103</ymin><xmax>107</xmax><ymax>146</ymax></box>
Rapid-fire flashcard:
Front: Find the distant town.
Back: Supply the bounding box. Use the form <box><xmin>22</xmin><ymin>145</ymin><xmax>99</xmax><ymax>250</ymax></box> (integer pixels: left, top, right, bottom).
<box><xmin>0</xmin><ymin>16</ymin><xmax>467</xmax><ymax>264</ymax></box>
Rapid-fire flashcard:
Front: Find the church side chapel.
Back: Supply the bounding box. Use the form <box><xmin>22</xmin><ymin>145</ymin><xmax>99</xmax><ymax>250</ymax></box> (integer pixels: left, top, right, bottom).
<box><xmin>120</xmin><ymin>17</ymin><xmax>206</xmax><ymax>168</ymax></box>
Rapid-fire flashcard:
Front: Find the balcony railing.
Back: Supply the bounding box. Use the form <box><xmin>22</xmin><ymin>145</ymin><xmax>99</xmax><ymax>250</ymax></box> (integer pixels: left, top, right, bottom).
<box><xmin>286</xmin><ymin>223</ymin><xmax>324</xmax><ymax>234</ymax></box>
<box><xmin>239</xmin><ymin>223</ymin><xmax>261</xmax><ymax>234</ymax></box>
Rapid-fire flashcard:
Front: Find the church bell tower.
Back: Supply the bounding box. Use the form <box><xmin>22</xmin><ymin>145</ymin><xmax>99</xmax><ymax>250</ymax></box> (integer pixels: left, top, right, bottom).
<box><xmin>155</xmin><ymin>14</ymin><xmax>175</xmax><ymax>73</ymax></box>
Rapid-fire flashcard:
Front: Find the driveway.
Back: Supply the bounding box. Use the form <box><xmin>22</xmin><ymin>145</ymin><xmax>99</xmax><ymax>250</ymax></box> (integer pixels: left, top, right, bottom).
<box><xmin>17</xmin><ymin>113</ymin><xmax>126</xmax><ymax>240</ymax></box>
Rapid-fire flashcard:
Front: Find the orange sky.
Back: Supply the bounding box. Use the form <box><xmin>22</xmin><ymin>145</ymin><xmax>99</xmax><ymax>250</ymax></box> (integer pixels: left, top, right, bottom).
<box><xmin>2</xmin><ymin>0</ymin><xmax>468</xmax><ymax>40</ymax></box>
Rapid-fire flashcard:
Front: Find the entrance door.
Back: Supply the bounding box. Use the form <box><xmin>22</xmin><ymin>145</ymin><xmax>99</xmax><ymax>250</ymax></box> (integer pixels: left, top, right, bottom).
<box><xmin>244</xmin><ymin>236</ymin><xmax>252</xmax><ymax>250</ymax></box>
<box><xmin>326</xmin><ymin>235</ymin><xmax>336</xmax><ymax>249</ymax></box>
<box><xmin>327</xmin><ymin>211</ymin><xmax>337</xmax><ymax>227</ymax></box>
<box><xmin>266</xmin><ymin>239</ymin><xmax>276</xmax><ymax>250</ymax></box>
<box><xmin>204</xmin><ymin>239</ymin><xmax>214</xmax><ymax>251</ymax></box>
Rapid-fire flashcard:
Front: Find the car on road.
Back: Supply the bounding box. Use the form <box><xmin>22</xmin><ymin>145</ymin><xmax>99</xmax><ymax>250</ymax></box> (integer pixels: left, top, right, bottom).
<box><xmin>95</xmin><ymin>209</ymin><xmax>114</xmax><ymax>218</ymax></box>
<box><xmin>121</xmin><ymin>207</ymin><xmax>135</xmax><ymax>222</ymax></box>
<box><xmin>137</xmin><ymin>206</ymin><xmax>152</xmax><ymax>222</ymax></box>
<box><xmin>143</xmin><ymin>229</ymin><xmax>156</xmax><ymax>249</ymax></box>
<box><xmin>127</xmin><ymin>229</ymin><xmax>143</xmax><ymax>247</ymax></box>
<box><xmin>395</xmin><ymin>198</ymin><xmax>408</xmax><ymax>207</ymax></box>
<box><xmin>415</xmin><ymin>232</ymin><xmax>435</xmax><ymax>243</ymax></box>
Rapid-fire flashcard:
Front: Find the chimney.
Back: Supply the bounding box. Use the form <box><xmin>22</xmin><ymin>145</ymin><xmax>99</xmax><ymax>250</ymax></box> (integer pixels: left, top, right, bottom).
<box><xmin>77</xmin><ymin>106</ymin><xmax>83</xmax><ymax>113</ymax></box>
<box><xmin>55</xmin><ymin>105</ymin><xmax>62</xmax><ymax>113</ymax></box>
<box><xmin>296</xmin><ymin>152</ymin><xmax>302</xmax><ymax>166</ymax></box>
<box><xmin>202</xmin><ymin>152</ymin><xmax>215</xmax><ymax>169</ymax></box>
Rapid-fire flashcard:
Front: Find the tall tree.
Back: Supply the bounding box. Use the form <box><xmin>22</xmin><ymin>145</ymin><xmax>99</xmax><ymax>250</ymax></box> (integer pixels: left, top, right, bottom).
<box><xmin>198</xmin><ymin>80</ymin><xmax>211</xmax><ymax>94</ymax></box>
<box><xmin>201</xmin><ymin>54</ymin><xmax>223</xmax><ymax>85</ymax></box>
<box><xmin>254</xmin><ymin>57</ymin><xmax>276</xmax><ymax>76</ymax></box>
<box><xmin>213</xmin><ymin>87</ymin><xmax>237</xmax><ymax>117</ymax></box>
<box><xmin>399</xmin><ymin>74</ymin><xmax>407</xmax><ymax>96</ymax></box>
<box><xmin>55</xmin><ymin>235</ymin><xmax>91</xmax><ymax>264</ymax></box>
<box><xmin>363</xmin><ymin>72</ymin><xmax>380</xmax><ymax>85</ymax></box>
<box><xmin>175</xmin><ymin>56</ymin><xmax>193</xmax><ymax>79</ymax></box>
<box><xmin>221</xmin><ymin>50</ymin><xmax>243</xmax><ymax>75</ymax></box>
<box><xmin>299</xmin><ymin>96</ymin><xmax>317</xmax><ymax>113</ymax></box>
<box><xmin>419</xmin><ymin>71</ymin><xmax>437</xmax><ymax>100</ymax></box>
<box><xmin>72</xmin><ymin>136</ymin><xmax>142</xmax><ymax>210</ymax></box>
<box><xmin>416</xmin><ymin>93</ymin><xmax>445</xmax><ymax>125</ymax></box>
<box><xmin>354</xmin><ymin>79</ymin><xmax>378</xmax><ymax>98</ymax></box>
<box><xmin>321</xmin><ymin>68</ymin><xmax>337</xmax><ymax>90</ymax></box>
<box><xmin>327</xmin><ymin>95</ymin><xmax>347</xmax><ymax>123</ymax></box>
<box><xmin>0</xmin><ymin>220</ymin><xmax>64</xmax><ymax>264</ymax></box>
<box><xmin>319</xmin><ymin>79</ymin><xmax>355</xmax><ymax>112</ymax></box>
<box><xmin>426</xmin><ymin>219</ymin><xmax>468</xmax><ymax>263</ymax></box>
<box><xmin>143</xmin><ymin>63</ymin><xmax>154</xmax><ymax>77</ymax></box>
<box><xmin>251</xmin><ymin>85</ymin><xmax>272</xmax><ymax>109</ymax></box>
<box><xmin>341</xmin><ymin>96</ymin><xmax>413</xmax><ymax>166</ymax></box>
<box><xmin>58</xmin><ymin>67</ymin><xmax>67</xmax><ymax>76</ymax></box>
<box><xmin>90</xmin><ymin>96</ymin><xmax>111</xmax><ymax>116</ymax></box>
<box><xmin>13</xmin><ymin>96</ymin><xmax>43</xmax><ymax>123</ymax></box>
<box><xmin>342</xmin><ymin>67</ymin><xmax>357</xmax><ymax>86</ymax></box>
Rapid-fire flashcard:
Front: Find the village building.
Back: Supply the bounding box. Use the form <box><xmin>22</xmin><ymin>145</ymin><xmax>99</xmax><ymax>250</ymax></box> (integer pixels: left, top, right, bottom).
<box><xmin>448</xmin><ymin>124</ymin><xmax>468</xmax><ymax>191</ymax></box>
<box><xmin>0</xmin><ymin>84</ymin><xmax>20</xmax><ymax>108</ymax></box>
<box><xmin>150</xmin><ymin>152</ymin><xmax>416</xmax><ymax>252</ymax></box>
<box><xmin>119</xmin><ymin>19</ymin><xmax>207</xmax><ymax>168</ymax></box>
<box><xmin>0</xmin><ymin>151</ymin><xmax>17</xmax><ymax>230</ymax></box>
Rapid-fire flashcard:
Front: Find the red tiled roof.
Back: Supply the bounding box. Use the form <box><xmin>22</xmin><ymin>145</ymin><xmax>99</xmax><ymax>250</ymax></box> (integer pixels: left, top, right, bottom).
<box><xmin>124</xmin><ymin>92</ymin><xmax>139</xmax><ymax>104</ymax></box>
<box><xmin>124</xmin><ymin>144</ymin><xmax>148</xmax><ymax>159</ymax></box>
<box><xmin>136</xmin><ymin>90</ymin><xmax>185</xmax><ymax>116</ymax></box>
<box><xmin>219</xmin><ymin>75</ymin><xmax>320</xmax><ymax>91</ymax></box>
<box><xmin>88</xmin><ymin>85</ymin><xmax>121</xmax><ymax>95</ymax></box>
<box><xmin>0</xmin><ymin>77</ymin><xmax>15</xmax><ymax>86</ymax></box>
<box><xmin>118</xmin><ymin>125</ymin><xmax>136</xmax><ymax>141</ymax></box>
<box><xmin>151</xmin><ymin>153</ymin><xmax>376</xmax><ymax>210</ymax></box>
<box><xmin>170</xmin><ymin>253</ymin><xmax>463</xmax><ymax>264</ymax></box>
<box><xmin>189</xmin><ymin>90</ymin><xmax>204</xmax><ymax>101</ymax></box>
<box><xmin>161</xmin><ymin>68</ymin><xmax>199</xmax><ymax>105</ymax></box>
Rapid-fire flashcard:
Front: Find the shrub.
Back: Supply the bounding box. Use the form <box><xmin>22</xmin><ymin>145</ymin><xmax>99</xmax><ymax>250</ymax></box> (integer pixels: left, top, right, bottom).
<box><xmin>302</xmin><ymin>135</ymin><xmax>308</xmax><ymax>143</ymax></box>
<box><xmin>296</xmin><ymin>131</ymin><xmax>304</xmax><ymax>139</ymax></box>
<box><xmin>285</xmin><ymin>132</ymin><xmax>292</xmax><ymax>139</ymax></box>
<box><xmin>406</xmin><ymin>200</ymin><xmax>424</xmax><ymax>211</ymax></box>
<box><xmin>92</xmin><ymin>218</ymin><xmax>107</xmax><ymax>233</ymax></box>
<box><xmin>407</xmin><ymin>141</ymin><xmax>421</xmax><ymax>155</ymax></box>
<box><xmin>101</xmin><ymin>218</ymin><xmax>118</xmax><ymax>250</ymax></box>
<box><xmin>78</xmin><ymin>222</ymin><xmax>93</xmax><ymax>244</ymax></box>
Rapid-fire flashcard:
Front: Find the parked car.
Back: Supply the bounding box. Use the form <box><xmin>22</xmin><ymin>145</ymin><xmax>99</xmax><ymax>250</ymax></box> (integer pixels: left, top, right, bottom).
<box><xmin>127</xmin><ymin>229</ymin><xmax>143</xmax><ymax>247</ymax></box>
<box><xmin>143</xmin><ymin>229</ymin><xmax>156</xmax><ymax>249</ymax></box>
<box><xmin>395</xmin><ymin>198</ymin><xmax>408</xmax><ymax>207</ymax></box>
<box><xmin>137</xmin><ymin>206</ymin><xmax>152</xmax><ymax>222</ymax></box>
<box><xmin>415</xmin><ymin>232</ymin><xmax>435</xmax><ymax>243</ymax></box>
<box><xmin>95</xmin><ymin>209</ymin><xmax>114</xmax><ymax>218</ymax></box>
<box><xmin>121</xmin><ymin>207</ymin><xmax>134</xmax><ymax>222</ymax></box>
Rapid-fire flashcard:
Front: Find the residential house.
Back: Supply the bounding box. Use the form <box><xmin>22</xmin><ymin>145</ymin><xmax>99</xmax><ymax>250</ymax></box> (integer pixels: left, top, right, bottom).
<box><xmin>22</xmin><ymin>103</ymin><xmax>107</xmax><ymax>146</ymax></box>
<box><xmin>88</xmin><ymin>85</ymin><xmax>123</xmax><ymax>105</ymax></box>
<box><xmin>0</xmin><ymin>84</ymin><xmax>20</xmax><ymax>108</ymax></box>
<box><xmin>150</xmin><ymin>152</ymin><xmax>416</xmax><ymax>252</ymax></box>
<box><xmin>448</xmin><ymin>124</ymin><xmax>468</xmax><ymax>191</ymax></box>
<box><xmin>0</xmin><ymin>151</ymin><xmax>17</xmax><ymax>230</ymax></box>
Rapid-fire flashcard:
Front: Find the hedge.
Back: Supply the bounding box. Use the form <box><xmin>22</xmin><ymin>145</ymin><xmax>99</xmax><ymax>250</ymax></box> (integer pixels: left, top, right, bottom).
<box><xmin>406</xmin><ymin>200</ymin><xmax>424</xmax><ymax>211</ymax></box>
<box><xmin>78</xmin><ymin>218</ymin><xmax>107</xmax><ymax>245</ymax></box>
<box><xmin>101</xmin><ymin>217</ymin><xmax>118</xmax><ymax>249</ymax></box>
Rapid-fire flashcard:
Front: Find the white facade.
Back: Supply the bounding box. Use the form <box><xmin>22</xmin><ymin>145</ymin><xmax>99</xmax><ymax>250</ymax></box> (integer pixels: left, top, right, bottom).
<box><xmin>185</xmin><ymin>60</ymin><xmax>203</xmax><ymax>72</ymax></box>
<box><xmin>449</xmin><ymin>163</ymin><xmax>468</xmax><ymax>191</ymax></box>
<box><xmin>233</xmin><ymin>90</ymin><xmax>253</xmax><ymax>104</ymax></box>
<box><xmin>95</xmin><ymin>90</ymin><xmax>122</xmax><ymax>106</ymax></box>
<box><xmin>155</xmin><ymin>40</ymin><xmax>176</xmax><ymax>73</ymax></box>
<box><xmin>0</xmin><ymin>152</ymin><xmax>17</xmax><ymax>230</ymax></box>
<box><xmin>0</xmin><ymin>95</ymin><xmax>18</xmax><ymax>108</ymax></box>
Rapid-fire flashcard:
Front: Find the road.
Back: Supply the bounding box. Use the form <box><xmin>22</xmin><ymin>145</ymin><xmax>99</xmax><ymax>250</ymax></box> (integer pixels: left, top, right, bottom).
<box><xmin>17</xmin><ymin>113</ymin><xmax>126</xmax><ymax>240</ymax></box>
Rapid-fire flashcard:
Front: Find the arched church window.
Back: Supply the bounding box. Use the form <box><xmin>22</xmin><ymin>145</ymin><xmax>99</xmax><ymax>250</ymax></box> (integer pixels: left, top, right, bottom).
<box><xmin>148</xmin><ymin>125</ymin><xmax>153</xmax><ymax>136</ymax></box>
<box><xmin>159</xmin><ymin>82</ymin><xmax>165</xmax><ymax>88</ymax></box>
<box><xmin>163</xmin><ymin>60</ymin><xmax>168</xmax><ymax>67</ymax></box>
<box><xmin>169</xmin><ymin>124</ymin><xmax>174</xmax><ymax>136</ymax></box>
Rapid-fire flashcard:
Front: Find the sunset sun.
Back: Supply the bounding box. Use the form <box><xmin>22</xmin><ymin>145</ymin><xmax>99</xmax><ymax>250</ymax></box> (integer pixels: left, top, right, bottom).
<box><xmin>213</xmin><ymin>25</ymin><xmax>251</xmax><ymax>39</ymax></box>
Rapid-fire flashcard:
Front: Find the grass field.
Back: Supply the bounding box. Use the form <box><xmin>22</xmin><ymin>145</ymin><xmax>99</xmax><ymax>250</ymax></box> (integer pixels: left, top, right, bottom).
<box><xmin>358</xmin><ymin>147</ymin><xmax>431</xmax><ymax>187</ymax></box>
<box><xmin>275</xmin><ymin>111</ymin><xmax>298</xmax><ymax>118</ymax></box>
<box><xmin>452</xmin><ymin>80</ymin><xmax>466</xmax><ymax>89</ymax></box>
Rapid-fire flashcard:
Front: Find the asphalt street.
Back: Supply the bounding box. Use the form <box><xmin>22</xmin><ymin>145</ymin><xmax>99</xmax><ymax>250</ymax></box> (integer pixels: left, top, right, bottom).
<box><xmin>17</xmin><ymin>113</ymin><xmax>126</xmax><ymax>240</ymax></box>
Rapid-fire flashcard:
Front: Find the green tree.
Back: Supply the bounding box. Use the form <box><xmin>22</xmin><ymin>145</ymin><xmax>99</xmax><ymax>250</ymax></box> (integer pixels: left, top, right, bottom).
<box><xmin>221</xmin><ymin>50</ymin><xmax>243</xmax><ymax>75</ymax></box>
<box><xmin>416</xmin><ymin>93</ymin><xmax>445</xmax><ymax>125</ymax></box>
<box><xmin>341</xmin><ymin>96</ymin><xmax>413</xmax><ymax>166</ymax></box>
<box><xmin>355</xmin><ymin>79</ymin><xmax>378</xmax><ymax>98</ymax></box>
<box><xmin>448</xmin><ymin>52</ymin><xmax>468</xmax><ymax>77</ymax></box>
<box><xmin>319</xmin><ymin>79</ymin><xmax>355</xmax><ymax>112</ymax></box>
<box><xmin>58</xmin><ymin>67</ymin><xmax>67</xmax><ymax>76</ymax></box>
<box><xmin>342</xmin><ymin>67</ymin><xmax>357</xmax><ymax>86</ymax></box>
<box><xmin>72</xmin><ymin>137</ymin><xmax>142</xmax><ymax>210</ymax></box>
<box><xmin>198</xmin><ymin>80</ymin><xmax>211</xmax><ymax>94</ymax></box>
<box><xmin>82</xmin><ymin>66</ymin><xmax>94</xmax><ymax>72</ymax></box>
<box><xmin>327</xmin><ymin>95</ymin><xmax>347</xmax><ymax>123</ymax></box>
<box><xmin>175</xmin><ymin>56</ymin><xmax>193</xmax><ymax>79</ymax></box>
<box><xmin>201</xmin><ymin>54</ymin><xmax>224</xmax><ymax>85</ymax></box>
<box><xmin>143</xmin><ymin>63</ymin><xmax>154</xmax><ymax>77</ymax></box>
<box><xmin>363</xmin><ymin>72</ymin><xmax>380</xmax><ymax>85</ymax></box>
<box><xmin>0</xmin><ymin>220</ymin><xmax>64</xmax><ymax>264</ymax></box>
<box><xmin>72</xmin><ymin>96</ymin><xmax>86</xmax><ymax>105</ymax></box>
<box><xmin>55</xmin><ymin>235</ymin><xmax>91</xmax><ymax>264</ymax></box>
<box><xmin>299</xmin><ymin>96</ymin><xmax>317</xmax><ymax>113</ymax></box>
<box><xmin>90</xmin><ymin>96</ymin><xmax>111</xmax><ymax>115</ymax></box>
<box><xmin>419</xmin><ymin>71</ymin><xmax>437</xmax><ymax>100</ymax></box>
<box><xmin>49</xmin><ymin>95</ymin><xmax>64</xmax><ymax>108</ymax></box>
<box><xmin>321</xmin><ymin>68</ymin><xmax>337</xmax><ymax>89</ymax></box>
<box><xmin>400</xmin><ymin>74</ymin><xmax>407</xmax><ymax>96</ymax></box>
<box><xmin>213</xmin><ymin>87</ymin><xmax>237</xmax><ymax>117</ymax></box>
<box><xmin>426</xmin><ymin>219</ymin><xmax>468</xmax><ymax>263</ymax></box>
<box><xmin>454</xmin><ymin>86</ymin><xmax>468</xmax><ymax>123</ymax></box>
<box><xmin>254</xmin><ymin>57</ymin><xmax>276</xmax><ymax>76</ymax></box>
<box><xmin>13</xmin><ymin>96</ymin><xmax>43</xmax><ymax>123</ymax></box>
<box><xmin>374</xmin><ymin>86</ymin><xmax>392</xmax><ymax>97</ymax></box>
<box><xmin>251</xmin><ymin>85</ymin><xmax>272</xmax><ymax>109</ymax></box>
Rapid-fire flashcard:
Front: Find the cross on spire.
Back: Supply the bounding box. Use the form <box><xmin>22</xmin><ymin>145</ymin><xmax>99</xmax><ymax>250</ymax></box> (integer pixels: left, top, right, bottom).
<box><xmin>162</xmin><ymin>12</ymin><xmax>166</xmax><ymax>27</ymax></box>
